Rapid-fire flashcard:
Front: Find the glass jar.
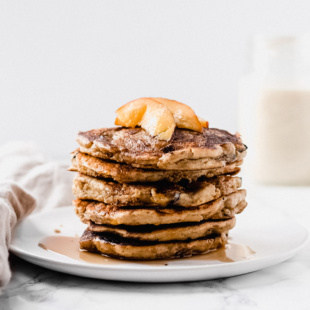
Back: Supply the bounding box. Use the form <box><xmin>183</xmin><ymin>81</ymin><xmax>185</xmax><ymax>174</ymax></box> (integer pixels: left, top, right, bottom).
<box><xmin>239</xmin><ymin>36</ymin><xmax>310</xmax><ymax>185</ymax></box>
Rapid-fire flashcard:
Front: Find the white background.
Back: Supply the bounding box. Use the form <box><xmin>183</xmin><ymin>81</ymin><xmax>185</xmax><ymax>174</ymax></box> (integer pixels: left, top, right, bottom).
<box><xmin>1</xmin><ymin>0</ymin><xmax>309</xmax><ymax>159</ymax></box>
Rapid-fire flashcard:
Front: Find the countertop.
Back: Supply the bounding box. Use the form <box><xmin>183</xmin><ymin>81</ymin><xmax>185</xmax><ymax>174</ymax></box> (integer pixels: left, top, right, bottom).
<box><xmin>1</xmin><ymin>182</ymin><xmax>310</xmax><ymax>310</ymax></box>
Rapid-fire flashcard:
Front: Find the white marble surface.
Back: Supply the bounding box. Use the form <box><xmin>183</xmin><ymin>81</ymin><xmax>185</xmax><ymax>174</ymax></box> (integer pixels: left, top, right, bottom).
<box><xmin>1</xmin><ymin>183</ymin><xmax>310</xmax><ymax>310</ymax></box>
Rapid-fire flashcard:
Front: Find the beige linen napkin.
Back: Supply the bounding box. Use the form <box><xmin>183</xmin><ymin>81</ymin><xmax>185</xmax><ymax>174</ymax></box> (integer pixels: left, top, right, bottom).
<box><xmin>0</xmin><ymin>182</ymin><xmax>36</xmax><ymax>290</ymax></box>
<box><xmin>0</xmin><ymin>141</ymin><xmax>74</xmax><ymax>292</ymax></box>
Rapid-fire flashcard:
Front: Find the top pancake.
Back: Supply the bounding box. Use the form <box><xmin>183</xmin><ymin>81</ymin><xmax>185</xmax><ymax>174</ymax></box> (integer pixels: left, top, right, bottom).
<box><xmin>77</xmin><ymin>127</ymin><xmax>247</xmax><ymax>170</ymax></box>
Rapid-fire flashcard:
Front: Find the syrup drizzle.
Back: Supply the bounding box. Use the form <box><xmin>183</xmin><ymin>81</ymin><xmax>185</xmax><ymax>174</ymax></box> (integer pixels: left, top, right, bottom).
<box><xmin>38</xmin><ymin>235</ymin><xmax>255</xmax><ymax>266</ymax></box>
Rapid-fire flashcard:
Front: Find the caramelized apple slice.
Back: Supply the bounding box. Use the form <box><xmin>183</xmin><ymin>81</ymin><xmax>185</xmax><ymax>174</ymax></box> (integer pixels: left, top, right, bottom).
<box><xmin>115</xmin><ymin>98</ymin><xmax>147</xmax><ymax>127</ymax></box>
<box><xmin>115</xmin><ymin>98</ymin><xmax>176</xmax><ymax>141</ymax></box>
<box><xmin>115</xmin><ymin>97</ymin><xmax>209</xmax><ymax>140</ymax></box>
<box><xmin>154</xmin><ymin>98</ymin><xmax>202</xmax><ymax>132</ymax></box>
<box><xmin>198</xmin><ymin>116</ymin><xmax>209</xmax><ymax>128</ymax></box>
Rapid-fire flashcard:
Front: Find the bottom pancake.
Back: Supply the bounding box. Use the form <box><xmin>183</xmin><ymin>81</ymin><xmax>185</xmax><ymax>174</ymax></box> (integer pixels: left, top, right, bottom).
<box><xmin>86</xmin><ymin>217</ymin><xmax>235</xmax><ymax>242</ymax></box>
<box><xmin>80</xmin><ymin>229</ymin><xmax>228</xmax><ymax>260</ymax></box>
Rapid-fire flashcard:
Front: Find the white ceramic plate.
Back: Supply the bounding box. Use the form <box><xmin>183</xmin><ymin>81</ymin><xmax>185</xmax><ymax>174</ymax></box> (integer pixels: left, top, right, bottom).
<box><xmin>10</xmin><ymin>203</ymin><xmax>308</xmax><ymax>283</ymax></box>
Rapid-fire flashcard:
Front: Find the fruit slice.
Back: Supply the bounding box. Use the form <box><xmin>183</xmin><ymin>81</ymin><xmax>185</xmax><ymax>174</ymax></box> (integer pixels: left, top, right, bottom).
<box><xmin>115</xmin><ymin>97</ymin><xmax>209</xmax><ymax>141</ymax></box>
<box><xmin>154</xmin><ymin>98</ymin><xmax>203</xmax><ymax>132</ymax></box>
<box><xmin>115</xmin><ymin>98</ymin><xmax>176</xmax><ymax>141</ymax></box>
<box><xmin>115</xmin><ymin>98</ymin><xmax>146</xmax><ymax>127</ymax></box>
<box><xmin>198</xmin><ymin>116</ymin><xmax>209</xmax><ymax>128</ymax></box>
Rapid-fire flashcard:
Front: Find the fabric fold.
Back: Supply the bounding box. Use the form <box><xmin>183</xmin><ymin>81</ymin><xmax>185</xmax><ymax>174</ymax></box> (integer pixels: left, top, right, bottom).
<box><xmin>0</xmin><ymin>181</ymin><xmax>36</xmax><ymax>290</ymax></box>
<box><xmin>0</xmin><ymin>142</ymin><xmax>75</xmax><ymax>292</ymax></box>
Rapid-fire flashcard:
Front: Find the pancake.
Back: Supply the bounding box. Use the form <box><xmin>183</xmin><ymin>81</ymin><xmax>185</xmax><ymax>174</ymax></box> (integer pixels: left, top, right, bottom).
<box><xmin>72</xmin><ymin>173</ymin><xmax>242</xmax><ymax>207</ymax></box>
<box><xmin>86</xmin><ymin>217</ymin><xmax>235</xmax><ymax>242</ymax></box>
<box><xmin>77</xmin><ymin>127</ymin><xmax>247</xmax><ymax>170</ymax></box>
<box><xmin>80</xmin><ymin>229</ymin><xmax>228</xmax><ymax>260</ymax></box>
<box><xmin>69</xmin><ymin>150</ymin><xmax>242</xmax><ymax>183</ymax></box>
<box><xmin>74</xmin><ymin>189</ymin><xmax>247</xmax><ymax>226</ymax></box>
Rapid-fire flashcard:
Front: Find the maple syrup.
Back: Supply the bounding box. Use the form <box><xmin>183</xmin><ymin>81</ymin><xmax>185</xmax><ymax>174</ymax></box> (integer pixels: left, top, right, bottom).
<box><xmin>38</xmin><ymin>235</ymin><xmax>255</xmax><ymax>266</ymax></box>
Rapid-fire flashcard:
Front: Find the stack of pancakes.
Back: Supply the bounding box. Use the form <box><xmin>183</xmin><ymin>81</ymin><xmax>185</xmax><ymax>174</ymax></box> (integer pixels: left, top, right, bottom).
<box><xmin>70</xmin><ymin>127</ymin><xmax>247</xmax><ymax>260</ymax></box>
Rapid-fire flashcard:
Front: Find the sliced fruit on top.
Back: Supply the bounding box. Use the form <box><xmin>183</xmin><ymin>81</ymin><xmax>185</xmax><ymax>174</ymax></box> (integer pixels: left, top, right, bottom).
<box><xmin>154</xmin><ymin>98</ymin><xmax>202</xmax><ymax>132</ymax></box>
<box><xmin>115</xmin><ymin>97</ymin><xmax>209</xmax><ymax>141</ymax></box>
<box><xmin>115</xmin><ymin>98</ymin><xmax>176</xmax><ymax>141</ymax></box>
<box><xmin>115</xmin><ymin>98</ymin><xmax>147</xmax><ymax>127</ymax></box>
<box><xmin>198</xmin><ymin>116</ymin><xmax>209</xmax><ymax>128</ymax></box>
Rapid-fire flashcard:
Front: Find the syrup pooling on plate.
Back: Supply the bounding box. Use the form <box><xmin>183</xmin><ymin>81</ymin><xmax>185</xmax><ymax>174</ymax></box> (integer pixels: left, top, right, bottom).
<box><xmin>39</xmin><ymin>236</ymin><xmax>123</xmax><ymax>265</ymax></box>
<box><xmin>38</xmin><ymin>236</ymin><xmax>255</xmax><ymax>265</ymax></box>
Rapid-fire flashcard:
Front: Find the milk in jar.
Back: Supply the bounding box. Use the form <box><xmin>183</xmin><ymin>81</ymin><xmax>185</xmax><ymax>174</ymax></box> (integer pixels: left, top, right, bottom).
<box><xmin>239</xmin><ymin>36</ymin><xmax>310</xmax><ymax>185</ymax></box>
